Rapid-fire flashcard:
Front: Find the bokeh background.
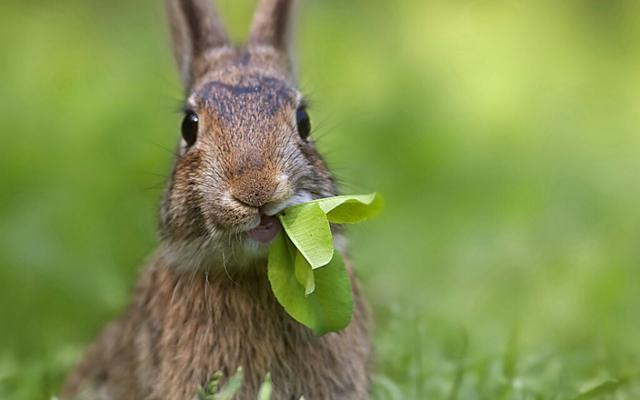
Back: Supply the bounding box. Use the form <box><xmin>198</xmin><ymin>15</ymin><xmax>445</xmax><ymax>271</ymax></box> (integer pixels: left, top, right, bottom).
<box><xmin>1</xmin><ymin>0</ymin><xmax>640</xmax><ymax>398</ymax></box>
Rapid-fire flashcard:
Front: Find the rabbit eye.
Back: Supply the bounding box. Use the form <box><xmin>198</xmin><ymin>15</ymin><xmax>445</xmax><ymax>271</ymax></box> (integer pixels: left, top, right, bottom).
<box><xmin>296</xmin><ymin>106</ymin><xmax>311</xmax><ymax>140</ymax></box>
<box><xmin>181</xmin><ymin>111</ymin><xmax>199</xmax><ymax>147</ymax></box>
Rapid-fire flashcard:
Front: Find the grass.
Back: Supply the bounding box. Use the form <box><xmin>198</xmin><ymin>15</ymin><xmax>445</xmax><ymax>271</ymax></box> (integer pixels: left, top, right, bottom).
<box><xmin>1</xmin><ymin>0</ymin><xmax>640</xmax><ymax>398</ymax></box>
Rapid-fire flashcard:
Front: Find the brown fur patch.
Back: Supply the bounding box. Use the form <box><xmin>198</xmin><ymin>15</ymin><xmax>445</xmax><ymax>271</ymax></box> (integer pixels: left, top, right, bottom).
<box><xmin>61</xmin><ymin>255</ymin><xmax>371</xmax><ymax>399</ymax></box>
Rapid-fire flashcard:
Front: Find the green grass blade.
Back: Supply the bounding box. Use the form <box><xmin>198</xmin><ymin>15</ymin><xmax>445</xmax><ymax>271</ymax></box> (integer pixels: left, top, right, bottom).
<box><xmin>571</xmin><ymin>378</ymin><xmax>628</xmax><ymax>400</ymax></box>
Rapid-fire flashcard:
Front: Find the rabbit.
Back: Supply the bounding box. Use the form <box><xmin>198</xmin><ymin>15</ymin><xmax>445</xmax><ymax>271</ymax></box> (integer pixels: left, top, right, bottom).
<box><xmin>60</xmin><ymin>0</ymin><xmax>372</xmax><ymax>399</ymax></box>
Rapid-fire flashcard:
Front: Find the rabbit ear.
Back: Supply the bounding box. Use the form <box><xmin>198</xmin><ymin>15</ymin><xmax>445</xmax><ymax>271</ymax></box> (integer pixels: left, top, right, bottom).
<box><xmin>166</xmin><ymin>0</ymin><xmax>230</xmax><ymax>88</ymax></box>
<box><xmin>249</xmin><ymin>0</ymin><xmax>297</xmax><ymax>54</ymax></box>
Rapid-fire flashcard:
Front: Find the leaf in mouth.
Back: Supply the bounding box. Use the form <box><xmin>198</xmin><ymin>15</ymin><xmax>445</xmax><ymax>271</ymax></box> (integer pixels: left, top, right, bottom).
<box><xmin>267</xmin><ymin>193</ymin><xmax>382</xmax><ymax>335</ymax></box>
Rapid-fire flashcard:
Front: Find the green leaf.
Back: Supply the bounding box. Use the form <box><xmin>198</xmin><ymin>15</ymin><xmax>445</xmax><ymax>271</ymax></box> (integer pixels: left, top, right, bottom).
<box><xmin>278</xmin><ymin>202</ymin><xmax>333</xmax><ymax>269</ymax></box>
<box><xmin>294</xmin><ymin>250</ymin><xmax>315</xmax><ymax>295</ymax></box>
<box><xmin>305</xmin><ymin>193</ymin><xmax>383</xmax><ymax>224</ymax></box>
<box><xmin>268</xmin><ymin>233</ymin><xmax>354</xmax><ymax>335</ymax></box>
<box><xmin>268</xmin><ymin>192</ymin><xmax>381</xmax><ymax>335</ymax></box>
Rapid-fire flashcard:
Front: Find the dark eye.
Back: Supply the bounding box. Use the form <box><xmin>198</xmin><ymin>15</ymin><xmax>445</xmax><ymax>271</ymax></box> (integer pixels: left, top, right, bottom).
<box><xmin>181</xmin><ymin>111</ymin><xmax>199</xmax><ymax>147</ymax></box>
<box><xmin>296</xmin><ymin>106</ymin><xmax>311</xmax><ymax>140</ymax></box>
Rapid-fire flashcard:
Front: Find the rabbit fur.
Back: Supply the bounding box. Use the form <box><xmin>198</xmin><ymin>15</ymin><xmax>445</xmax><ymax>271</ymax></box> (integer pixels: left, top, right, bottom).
<box><xmin>61</xmin><ymin>1</ymin><xmax>372</xmax><ymax>399</ymax></box>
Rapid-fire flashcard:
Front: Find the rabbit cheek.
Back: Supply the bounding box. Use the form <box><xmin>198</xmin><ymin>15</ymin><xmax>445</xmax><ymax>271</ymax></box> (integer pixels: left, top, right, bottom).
<box><xmin>160</xmin><ymin>152</ymin><xmax>215</xmax><ymax>238</ymax></box>
<box><xmin>161</xmin><ymin>184</ymin><xmax>209</xmax><ymax>242</ymax></box>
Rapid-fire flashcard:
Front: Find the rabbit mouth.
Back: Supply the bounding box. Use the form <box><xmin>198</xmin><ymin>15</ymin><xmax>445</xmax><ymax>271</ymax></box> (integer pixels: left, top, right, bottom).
<box><xmin>246</xmin><ymin>215</ymin><xmax>281</xmax><ymax>244</ymax></box>
<box><xmin>241</xmin><ymin>191</ymin><xmax>313</xmax><ymax>246</ymax></box>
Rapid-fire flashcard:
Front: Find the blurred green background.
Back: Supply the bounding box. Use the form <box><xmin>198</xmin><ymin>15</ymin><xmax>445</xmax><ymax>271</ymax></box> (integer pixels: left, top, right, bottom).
<box><xmin>1</xmin><ymin>0</ymin><xmax>640</xmax><ymax>398</ymax></box>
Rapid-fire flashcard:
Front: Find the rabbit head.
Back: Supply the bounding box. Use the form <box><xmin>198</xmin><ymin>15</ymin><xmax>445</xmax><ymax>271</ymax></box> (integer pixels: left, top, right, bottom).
<box><xmin>160</xmin><ymin>0</ymin><xmax>337</xmax><ymax>269</ymax></box>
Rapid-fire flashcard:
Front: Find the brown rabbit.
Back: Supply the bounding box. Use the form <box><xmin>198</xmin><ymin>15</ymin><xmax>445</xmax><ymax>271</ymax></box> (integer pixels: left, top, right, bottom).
<box><xmin>61</xmin><ymin>0</ymin><xmax>372</xmax><ymax>399</ymax></box>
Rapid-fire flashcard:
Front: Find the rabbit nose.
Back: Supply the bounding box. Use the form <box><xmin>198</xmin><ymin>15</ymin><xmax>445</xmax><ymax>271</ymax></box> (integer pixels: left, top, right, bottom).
<box><xmin>231</xmin><ymin>170</ymin><xmax>277</xmax><ymax>208</ymax></box>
